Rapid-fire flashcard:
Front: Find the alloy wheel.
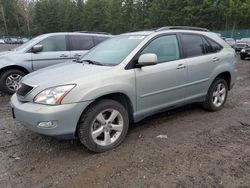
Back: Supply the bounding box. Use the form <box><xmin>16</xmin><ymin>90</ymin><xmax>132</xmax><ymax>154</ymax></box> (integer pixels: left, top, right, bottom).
<box><xmin>212</xmin><ymin>83</ymin><xmax>226</xmax><ymax>107</ymax></box>
<box><xmin>91</xmin><ymin>109</ymin><xmax>124</xmax><ymax>146</ymax></box>
<box><xmin>5</xmin><ymin>74</ymin><xmax>22</xmax><ymax>92</ymax></box>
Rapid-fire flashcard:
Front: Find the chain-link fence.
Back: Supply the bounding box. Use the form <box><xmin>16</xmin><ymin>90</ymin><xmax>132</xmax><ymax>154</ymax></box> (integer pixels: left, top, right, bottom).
<box><xmin>213</xmin><ymin>29</ymin><xmax>250</xmax><ymax>40</ymax></box>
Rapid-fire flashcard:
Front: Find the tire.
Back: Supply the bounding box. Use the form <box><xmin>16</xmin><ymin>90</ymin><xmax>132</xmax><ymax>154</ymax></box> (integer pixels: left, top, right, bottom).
<box><xmin>0</xmin><ymin>69</ymin><xmax>25</xmax><ymax>95</ymax></box>
<box><xmin>77</xmin><ymin>99</ymin><xmax>129</xmax><ymax>153</ymax></box>
<box><xmin>240</xmin><ymin>54</ymin><xmax>246</xmax><ymax>60</ymax></box>
<box><xmin>203</xmin><ymin>78</ymin><xmax>228</xmax><ymax>112</ymax></box>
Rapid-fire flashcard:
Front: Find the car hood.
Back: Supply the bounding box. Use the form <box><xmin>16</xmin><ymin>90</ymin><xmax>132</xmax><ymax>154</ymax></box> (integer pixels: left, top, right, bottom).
<box><xmin>22</xmin><ymin>62</ymin><xmax>113</xmax><ymax>87</ymax></box>
<box><xmin>0</xmin><ymin>51</ymin><xmax>13</xmax><ymax>56</ymax></box>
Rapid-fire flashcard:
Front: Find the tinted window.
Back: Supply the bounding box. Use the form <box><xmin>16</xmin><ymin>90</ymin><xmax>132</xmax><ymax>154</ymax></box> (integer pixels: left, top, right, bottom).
<box><xmin>181</xmin><ymin>34</ymin><xmax>205</xmax><ymax>57</ymax></box>
<box><xmin>94</xmin><ymin>36</ymin><xmax>110</xmax><ymax>45</ymax></box>
<box><xmin>204</xmin><ymin>37</ymin><xmax>222</xmax><ymax>53</ymax></box>
<box><xmin>141</xmin><ymin>35</ymin><xmax>180</xmax><ymax>63</ymax></box>
<box><xmin>38</xmin><ymin>35</ymin><xmax>66</xmax><ymax>52</ymax></box>
<box><xmin>70</xmin><ymin>35</ymin><xmax>94</xmax><ymax>50</ymax></box>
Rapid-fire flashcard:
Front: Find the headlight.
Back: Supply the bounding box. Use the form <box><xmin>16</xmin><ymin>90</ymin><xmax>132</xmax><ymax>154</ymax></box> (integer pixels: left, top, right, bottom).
<box><xmin>241</xmin><ymin>49</ymin><xmax>246</xmax><ymax>53</ymax></box>
<box><xmin>34</xmin><ymin>84</ymin><xmax>76</xmax><ymax>105</ymax></box>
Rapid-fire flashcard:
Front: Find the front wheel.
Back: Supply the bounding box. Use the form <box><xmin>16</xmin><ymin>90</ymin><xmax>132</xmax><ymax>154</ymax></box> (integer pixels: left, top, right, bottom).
<box><xmin>0</xmin><ymin>69</ymin><xmax>25</xmax><ymax>95</ymax></box>
<box><xmin>203</xmin><ymin>78</ymin><xmax>228</xmax><ymax>111</ymax></box>
<box><xmin>77</xmin><ymin>99</ymin><xmax>129</xmax><ymax>153</ymax></box>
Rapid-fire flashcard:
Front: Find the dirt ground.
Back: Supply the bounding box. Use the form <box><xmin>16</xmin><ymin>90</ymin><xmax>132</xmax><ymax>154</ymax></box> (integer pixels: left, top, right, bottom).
<box><xmin>0</xmin><ymin>44</ymin><xmax>249</xmax><ymax>188</ymax></box>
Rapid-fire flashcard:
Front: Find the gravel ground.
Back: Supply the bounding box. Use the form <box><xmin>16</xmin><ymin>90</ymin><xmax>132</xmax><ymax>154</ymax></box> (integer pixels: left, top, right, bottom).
<box><xmin>0</xmin><ymin>45</ymin><xmax>250</xmax><ymax>188</ymax></box>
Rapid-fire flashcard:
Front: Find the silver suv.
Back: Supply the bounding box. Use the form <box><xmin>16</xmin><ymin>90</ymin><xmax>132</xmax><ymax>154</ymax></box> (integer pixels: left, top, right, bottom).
<box><xmin>0</xmin><ymin>32</ymin><xmax>111</xmax><ymax>94</ymax></box>
<box><xmin>11</xmin><ymin>26</ymin><xmax>237</xmax><ymax>152</ymax></box>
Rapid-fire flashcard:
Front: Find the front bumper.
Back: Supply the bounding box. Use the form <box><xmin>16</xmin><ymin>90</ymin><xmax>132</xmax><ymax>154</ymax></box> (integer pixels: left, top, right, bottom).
<box><xmin>10</xmin><ymin>94</ymin><xmax>92</xmax><ymax>138</ymax></box>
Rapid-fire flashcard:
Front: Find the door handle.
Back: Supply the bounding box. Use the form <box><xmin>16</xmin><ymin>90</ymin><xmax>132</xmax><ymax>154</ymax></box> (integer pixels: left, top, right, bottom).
<box><xmin>73</xmin><ymin>54</ymin><xmax>81</xmax><ymax>58</ymax></box>
<box><xmin>60</xmin><ymin>54</ymin><xmax>68</xmax><ymax>58</ymax></box>
<box><xmin>176</xmin><ymin>64</ymin><xmax>186</xmax><ymax>70</ymax></box>
<box><xmin>74</xmin><ymin>54</ymin><xmax>81</xmax><ymax>57</ymax></box>
<box><xmin>212</xmin><ymin>57</ymin><xmax>220</xmax><ymax>62</ymax></box>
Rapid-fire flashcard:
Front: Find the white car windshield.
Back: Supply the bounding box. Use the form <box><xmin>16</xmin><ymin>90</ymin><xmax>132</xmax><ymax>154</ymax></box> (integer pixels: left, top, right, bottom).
<box><xmin>82</xmin><ymin>35</ymin><xmax>146</xmax><ymax>66</ymax></box>
<box><xmin>13</xmin><ymin>35</ymin><xmax>44</xmax><ymax>51</ymax></box>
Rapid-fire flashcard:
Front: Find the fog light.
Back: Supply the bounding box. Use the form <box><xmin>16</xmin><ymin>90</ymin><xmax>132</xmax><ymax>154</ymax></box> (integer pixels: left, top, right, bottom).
<box><xmin>37</xmin><ymin>121</ymin><xmax>58</xmax><ymax>129</ymax></box>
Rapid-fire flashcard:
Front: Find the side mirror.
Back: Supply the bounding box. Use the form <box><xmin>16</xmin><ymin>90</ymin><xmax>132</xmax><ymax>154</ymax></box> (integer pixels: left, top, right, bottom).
<box><xmin>31</xmin><ymin>44</ymin><xmax>43</xmax><ymax>53</ymax></box>
<box><xmin>138</xmin><ymin>53</ymin><xmax>158</xmax><ymax>67</ymax></box>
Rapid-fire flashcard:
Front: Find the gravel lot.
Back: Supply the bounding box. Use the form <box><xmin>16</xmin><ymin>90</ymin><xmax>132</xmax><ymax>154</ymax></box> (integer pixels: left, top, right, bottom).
<box><xmin>0</xmin><ymin>44</ymin><xmax>250</xmax><ymax>188</ymax></box>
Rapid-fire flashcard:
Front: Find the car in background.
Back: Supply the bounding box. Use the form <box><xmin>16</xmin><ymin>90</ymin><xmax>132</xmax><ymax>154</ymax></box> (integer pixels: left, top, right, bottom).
<box><xmin>10</xmin><ymin>38</ymin><xmax>18</xmax><ymax>44</ymax></box>
<box><xmin>240</xmin><ymin>46</ymin><xmax>250</xmax><ymax>60</ymax></box>
<box><xmin>4</xmin><ymin>38</ymin><xmax>11</xmax><ymax>44</ymax></box>
<box><xmin>22</xmin><ymin>38</ymin><xmax>30</xmax><ymax>43</ymax></box>
<box><xmin>4</xmin><ymin>38</ymin><xmax>18</xmax><ymax>44</ymax></box>
<box><xmin>17</xmin><ymin>37</ymin><xmax>24</xmax><ymax>44</ymax></box>
<box><xmin>0</xmin><ymin>32</ymin><xmax>112</xmax><ymax>94</ymax></box>
<box><xmin>11</xmin><ymin>26</ymin><xmax>236</xmax><ymax>152</ymax></box>
<box><xmin>0</xmin><ymin>39</ymin><xmax>5</xmax><ymax>44</ymax></box>
<box><xmin>225</xmin><ymin>38</ymin><xmax>236</xmax><ymax>48</ymax></box>
<box><xmin>235</xmin><ymin>38</ymin><xmax>250</xmax><ymax>52</ymax></box>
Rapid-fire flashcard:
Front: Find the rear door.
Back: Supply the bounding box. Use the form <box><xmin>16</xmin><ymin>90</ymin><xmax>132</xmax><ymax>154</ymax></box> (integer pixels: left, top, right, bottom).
<box><xmin>31</xmin><ymin>34</ymin><xmax>70</xmax><ymax>70</ymax></box>
<box><xmin>180</xmin><ymin>33</ymin><xmax>223</xmax><ymax>101</ymax></box>
<box><xmin>69</xmin><ymin>35</ymin><xmax>95</xmax><ymax>59</ymax></box>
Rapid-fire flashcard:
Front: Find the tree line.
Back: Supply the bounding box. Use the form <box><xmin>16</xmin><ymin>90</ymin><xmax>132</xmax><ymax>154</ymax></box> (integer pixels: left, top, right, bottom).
<box><xmin>0</xmin><ymin>0</ymin><xmax>250</xmax><ymax>36</ymax></box>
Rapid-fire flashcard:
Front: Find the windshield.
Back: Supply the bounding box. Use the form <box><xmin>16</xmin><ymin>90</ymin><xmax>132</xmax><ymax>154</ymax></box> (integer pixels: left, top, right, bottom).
<box><xmin>81</xmin><ymin>35</ymin><xmax>145</xmax><ymax>66</ymax></box>
<box><xmin>14</xmin><ymin>35</ymin><xmax>44</xmax><ymax>51</ymax></box>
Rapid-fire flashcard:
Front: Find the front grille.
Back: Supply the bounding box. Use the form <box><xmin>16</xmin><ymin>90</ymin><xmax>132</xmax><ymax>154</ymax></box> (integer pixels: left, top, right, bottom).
<box><xmin>16</xmin><ymin>83</ymin><xmax>33</xmax><ymax>96</ymax></box>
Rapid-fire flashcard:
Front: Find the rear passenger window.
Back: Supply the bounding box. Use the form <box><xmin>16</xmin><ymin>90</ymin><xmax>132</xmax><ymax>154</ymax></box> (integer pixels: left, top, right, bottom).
<box><xmin>204</xmin><ymin>37</ymin><xmax>222</xmax><ymax>53</ymax></box>
<box><xmin>69</xmin><ymin>35</ymin><xmax>94</xmax><ymax>50</ymax></box>
<box><xmin>94</xmin><ymin>36</ymin><xmax>109</xmax><ymax>45</ymax></box>
<box><xmin>181</xmin><ymin>34</ymin><xmax>205</xmax><ymax>58</ymax></box>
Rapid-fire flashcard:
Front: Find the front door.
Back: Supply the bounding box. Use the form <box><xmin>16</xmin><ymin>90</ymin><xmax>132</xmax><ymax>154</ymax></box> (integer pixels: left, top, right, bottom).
<box><xmin>135</xmin><ymin>34</ymin><xmax>188</xmax><ymax>117</ymax></box>
<box><xmin>31</xmin><ymin>35</ymin><xmax>71</xmax><ymax>70</ymax></box>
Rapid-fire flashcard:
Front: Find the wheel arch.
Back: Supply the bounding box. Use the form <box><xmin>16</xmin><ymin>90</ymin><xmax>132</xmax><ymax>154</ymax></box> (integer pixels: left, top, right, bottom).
<box><xmin>214</xmin><ymin>71</ymin><xmax>231</xmax><ymax>90</ymax></box>
<box><xmin>0</xmin><ymin>65</ymin><xmax>29</xmax><ymax>77</ymax></box>
<box><xmin>75</xmin><ymin>92</ymin><xmax>135</xmax><ymax>138</ymax></box>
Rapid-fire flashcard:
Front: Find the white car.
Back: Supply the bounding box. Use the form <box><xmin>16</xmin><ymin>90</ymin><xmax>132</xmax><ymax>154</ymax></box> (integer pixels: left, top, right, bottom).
<box><xmin>0</xmin><ymin>39</ymin><xmax>5</xmax><ymax>44</ymax></box>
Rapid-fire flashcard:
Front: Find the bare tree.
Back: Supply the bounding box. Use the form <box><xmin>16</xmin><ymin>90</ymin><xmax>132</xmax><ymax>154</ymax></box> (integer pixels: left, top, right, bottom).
<box><xmin>16</xmin><ymin>0</ymin><xmax>33</xmax><ymax>34</ymax></box>
<box><xmin>0</xmin><ymin>4</ymin><xmax>8</xmax><ymax>35</ymax></box>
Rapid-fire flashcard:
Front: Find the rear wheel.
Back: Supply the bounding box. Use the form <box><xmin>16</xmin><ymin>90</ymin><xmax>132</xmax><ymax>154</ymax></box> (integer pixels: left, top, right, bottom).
<box><xmin>0</xmin><ymin>69</ymin><xmax>25</xmax><ymax>95</ymax></box>
<box><xmin>77</xmin><ymin>99</ymin><xmax>129</xmax><ymax>153</ymax></box>
<box><xmin>203</xmin><ymin>78</ymin><xmax>228</xmax><ymax>111</ymax></box>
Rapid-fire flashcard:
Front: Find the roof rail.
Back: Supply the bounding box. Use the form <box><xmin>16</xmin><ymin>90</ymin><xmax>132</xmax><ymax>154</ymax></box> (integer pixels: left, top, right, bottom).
<box><xmin>75</xmin><ymin>31</ymin><xmax>112</xmax><ymax>35</ymax></box>
<box><xmin>156</xmin><ymin>26</ymin><xmax>210</xmax><ymax>32</ymax></box>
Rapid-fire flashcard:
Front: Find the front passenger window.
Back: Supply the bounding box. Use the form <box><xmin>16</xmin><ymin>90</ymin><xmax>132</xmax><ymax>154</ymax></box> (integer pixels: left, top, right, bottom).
<box><xmin>141</xmin><ymin>35</ymin><xmax>180</xmax><ymax>63</ymax></box>
<box><xmin>37</xmin><ymin>35</ymin><xmax>66</xmax><ymax>52</ymax></box>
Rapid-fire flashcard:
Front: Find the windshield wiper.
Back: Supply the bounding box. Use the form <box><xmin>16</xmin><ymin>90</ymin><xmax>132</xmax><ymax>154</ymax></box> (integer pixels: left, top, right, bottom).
<box><xmin>82</xmin><ymin>59</ymin><xmax>104</xmax><ymax>66</ymax></box>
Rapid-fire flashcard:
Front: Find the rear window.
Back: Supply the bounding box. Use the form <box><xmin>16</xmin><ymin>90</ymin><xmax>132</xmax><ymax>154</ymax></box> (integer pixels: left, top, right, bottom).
<box><xmin>69</xmin><ymin>35</ymin><xmax>94</xmax><ymax>51</ymax></box>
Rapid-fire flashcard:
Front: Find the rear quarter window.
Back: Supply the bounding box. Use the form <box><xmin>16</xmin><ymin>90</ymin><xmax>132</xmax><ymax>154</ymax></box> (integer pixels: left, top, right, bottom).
<box><xmin>204</xmin><ymin>37</ymin><xmax>223</xmax><ymax>53</ymax></box>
